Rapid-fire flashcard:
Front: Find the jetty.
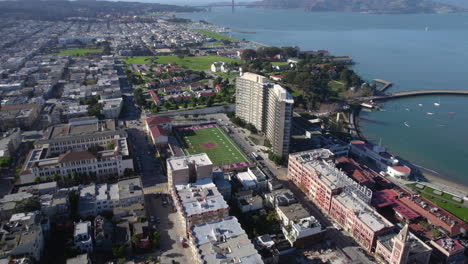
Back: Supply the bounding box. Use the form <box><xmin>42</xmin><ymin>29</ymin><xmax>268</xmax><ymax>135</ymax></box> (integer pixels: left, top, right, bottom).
<box><xmin>373</xmin><ymin>79</ymin><xmax>393</xmax><ymax>92</ymax></box>
<box><xmin>360</xmin><ymin>90</ymin><xmax>468</xmax><ymax>102</ymax></box>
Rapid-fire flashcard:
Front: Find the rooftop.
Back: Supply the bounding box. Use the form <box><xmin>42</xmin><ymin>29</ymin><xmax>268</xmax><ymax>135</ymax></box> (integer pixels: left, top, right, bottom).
<box><xmin>431</xmin><ymin>238</ymin><xmax>465</xmax><ymax>255</ymax></box>
<box><xmin>167</xmin><ymin>153</ymin><xmax>212</xmax><ymax>172</ymax></box>
<box><xmin>174</xmin><ymin>178</ymin><xmax>228</xmax><ymax>217</ymax></box>
<box><xmin>335</xmin><ymin>193</ymin><xmax>392</xmax><ymax>232</ymax></box>
<box><xmin>191</xmin><ymin>217</ymin><xmax>263</xmax><ymax>264</ymax></box>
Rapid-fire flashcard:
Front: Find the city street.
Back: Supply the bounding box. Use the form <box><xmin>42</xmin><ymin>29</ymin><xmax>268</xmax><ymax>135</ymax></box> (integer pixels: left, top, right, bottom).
<box><xmin>144</xmin><ymin>194</ymin><xmax>193</xmax><ymax>264</ymax></box>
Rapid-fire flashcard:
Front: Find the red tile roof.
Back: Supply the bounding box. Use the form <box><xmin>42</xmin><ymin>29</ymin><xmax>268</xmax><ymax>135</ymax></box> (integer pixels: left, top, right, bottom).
<box><xmin>146</xmin><ymin>116</ymin><xmax>170</xmax><ymax>126</ymax></box>
<box><xmin>150</xmin><ymin>125</ymin><xmax>168</xmax><ymax>138</ymax></box>
<box><xmin>59</xmin><ymin>151</ymin><xmax>96</xmax><ymax>163</ymax></box>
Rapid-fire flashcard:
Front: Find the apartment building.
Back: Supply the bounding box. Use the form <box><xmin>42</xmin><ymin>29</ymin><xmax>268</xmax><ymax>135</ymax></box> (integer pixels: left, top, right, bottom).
<box><xmin>288</xmin><ymin>149</ymin><xmax>394</xmax><ymax>252</ymax></box>
<box><xmin>98</xmin><ymin>98</ymin><xmax>123</xmax><ymax>119</ymax></box>
<box><xmin>78</xmin><ymin>178</ymin><xmax>144</xmax><ymax>218</ymax></box>
<box><xmin>0</xmin><ymin>213</ymin><xmax>45</xmax><ymax>262</ymax></box>
<box><xmin>288</xmin><ymin>149</ymin><xmax>372</xmax><ymax>213</ymax></box>
<box><xmin>172</xmin><ymin>178</ymin><xmax>229</xmax><ymax>234</ymax></box>
<box><xmin>329</xmin><ymin>192</ymin><xmax>394</xmax><ymax>252</ymax></box>
<box><xmin>235</xmin><ymin>72</ymin><xmax>293</xmax><ymax>157</ymax></box>
<box><xmin>189</xmin><ymin>217</ymin><xmax>263</xmax><ymax>264</ymax></box>
<box><xmin>74</xmin><ymin>221</ymin><xmax>93</xmax><ymax>253</ymax></box>
<box><xmin>0</xmin><ymin>104</ymin><xmax>42</xmax><ymax>131</ymax></box>
<box><xmin>167</xmin><ymin>153</ymin><xmax>213</xmax><ymax>186</ymax></box>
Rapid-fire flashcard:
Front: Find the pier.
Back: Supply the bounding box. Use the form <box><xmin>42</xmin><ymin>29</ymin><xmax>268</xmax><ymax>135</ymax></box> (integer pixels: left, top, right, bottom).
<box><xmin>373</xmin><ymin>79</ymin><xmax>393</xmax><ymax>92</ymax></box>
<box><xmin>362</xmin><ymin>89</ymin><xmax>468</xmax><ymax>102</ymax></box>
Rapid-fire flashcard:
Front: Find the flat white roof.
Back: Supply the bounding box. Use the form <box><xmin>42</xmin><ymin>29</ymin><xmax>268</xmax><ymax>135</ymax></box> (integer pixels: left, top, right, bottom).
<box><xmin>168</xmin><ymin>153</ymin><xmax>212</xmax><ymax>172</ymax></box>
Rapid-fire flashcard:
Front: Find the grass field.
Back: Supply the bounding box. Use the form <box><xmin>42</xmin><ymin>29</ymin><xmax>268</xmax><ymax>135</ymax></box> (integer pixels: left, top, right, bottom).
<box><xmin>176</xmin><ymin>126</ymin><xmax>249</xmax><ymax>166</ymax></box>
<box><xmin>407</xmin><ymin>183</ymin><xmax>467</xmax><ymax>221</ymax></box>
<box><xmin>203</xmin><ymin>42</ymin><xmax>224</xmax><ymax>47</ymax></box>
<box><xmin>54</xmin><ymin>48</ymin><xmax>103</xmax><ymax>56</ymax></box>
<box><xmin>123</xmin><ymin>56</ymin><xmax>242</xmax><ymax>71</ymax></box>
<box><xmin>195</xmin><ymin>29</ymin><xmax>237</xmax><ymax>42</ymax></box>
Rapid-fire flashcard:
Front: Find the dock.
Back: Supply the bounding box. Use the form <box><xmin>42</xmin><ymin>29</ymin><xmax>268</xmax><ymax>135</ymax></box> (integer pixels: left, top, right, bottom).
<box><xmin>373</xmin><ymin>79</ymin><xmax>393</xmax><ymax>92</ymax></box>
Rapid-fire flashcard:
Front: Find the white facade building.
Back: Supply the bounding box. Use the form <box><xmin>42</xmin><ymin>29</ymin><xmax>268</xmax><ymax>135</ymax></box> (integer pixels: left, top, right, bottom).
<box><xmin>74</xmin><ymin>221</ymin><xmax>93</xmax><ymax>253</ymax></box>
<box><xmin>236</xmin><ymin>72</ymin><xmax>293</xmax><ymax>157</ymax></box>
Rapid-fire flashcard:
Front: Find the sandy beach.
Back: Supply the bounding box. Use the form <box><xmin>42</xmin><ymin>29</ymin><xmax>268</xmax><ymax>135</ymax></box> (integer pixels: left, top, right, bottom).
<box><xmin>414</xmin><ymin>164</ymin><xmax>468</xmax><ymax>199</ymax></box>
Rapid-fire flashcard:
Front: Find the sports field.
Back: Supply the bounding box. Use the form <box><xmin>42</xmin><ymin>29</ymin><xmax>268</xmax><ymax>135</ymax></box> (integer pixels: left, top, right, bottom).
<box><xmin>175</xmin><ymin>124</ymin><xmax>249</xmax><ymax>168</ymax></box>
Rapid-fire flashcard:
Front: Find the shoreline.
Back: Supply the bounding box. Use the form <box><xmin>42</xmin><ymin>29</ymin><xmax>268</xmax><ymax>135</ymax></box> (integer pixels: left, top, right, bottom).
<box><xmin>180</xmin><ymin>11</ymin><xmax>468</xmax><ymax>196</ymax></box>
<box><xmin>355</xmin><ymin>111</ymin><xmax>468</xmax><ymax>195</ymax></box>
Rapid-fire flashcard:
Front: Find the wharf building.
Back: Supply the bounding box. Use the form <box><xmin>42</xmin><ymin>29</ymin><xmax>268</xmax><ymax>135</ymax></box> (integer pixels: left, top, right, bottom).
<box><xmin>288</xmin><ymin>149</ymin><xmax>394</xmax><ymax>252</ymax></box>
<box><xmin>235</xmin><ymin>72</ymin><xmax>294</xmax><ymax>157</ymax></box>
<box><xmin>350</xmin><ymin>140</ymin><xmax>411</xmax><ymax>179</ymax></box>
<box><xmin>375</xmin><ymin>225</ymin><xmax>432</xmax><ymax>264</ymax></box>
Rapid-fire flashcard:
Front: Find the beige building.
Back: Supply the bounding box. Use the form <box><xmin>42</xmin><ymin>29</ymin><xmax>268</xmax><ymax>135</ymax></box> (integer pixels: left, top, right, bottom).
<box><xmin>375</xmin><ymin>225</ymin><xmax>432</xmax><ymax>264</ymax></box>
<box><xmin>167</xmin><ymin>153</ymin><xmax>213</xmax><ymax>185</ymax></box>
<box><xmin>235</xmin><ymin>72</ymin><xmax>293</xmax><ymax>157</ymax></box>
<box><xmin>34</xmin><ymin>117</ymin><xmax>127</xmax><ymax>156</ymax></box>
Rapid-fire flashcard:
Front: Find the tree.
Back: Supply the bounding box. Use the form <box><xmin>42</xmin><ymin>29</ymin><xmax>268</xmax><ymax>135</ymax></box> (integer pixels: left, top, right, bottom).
<box><xmin>53</xmin><ymin>172</ymin><xmax>61</xmax><ymax>182</ymax></box>
<box><xmin>152</xmin><ymin>231</ymin><xmax>160</xmax><ymax>247</ymax></box>
<box><xmin>112</xmin><ymin>244</ymin><xmax>126</xmax><ymax>258</ymax></box>
<box><xmin>206</xmin><ymin>96</ymin><xmax>214</xmax><ymax>107</ymax></box>
<box><xmin>268</xmin><ymin>152</ymin><xmax>283</xmax><ymax>165</ymax></box>
<box><xmin>0</xmin><ymin>156</ymin><xmax>12</xmax><ymax>167</ymax></box>
<box><xmin>245</xmin><ymin>123</ymin><xmax>258</xmax><ymax>134</ymax></box>
<box><xmin>264</xmin><ymin>139</ymin><xmax>272</xmax><ymax>148</ymax></box>
<box><xmin>124</xmin><ymin>168</ymin><xmax>134</xmax><ymax>177</ymax></box>
<box><xmin>241</xmin><ymin>49</ymin><xmax>257</xmax><ymax>61</ymax></box>
<box><xmin>15</xmin><ymin>199</ymin><xmax>41</xmax><ymax>213</ymax></box>
<box><xmin>106</xmin><ymin>142</ymin><xmax>115</xmax><ymax>150</ymax></box>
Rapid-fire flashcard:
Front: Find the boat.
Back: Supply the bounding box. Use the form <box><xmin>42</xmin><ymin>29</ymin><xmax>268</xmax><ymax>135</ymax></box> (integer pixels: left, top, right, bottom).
<box><xmin>405</xmin><ymin>108</ymin><xmax>410</xmax><ymax>111</ymax></box>
<box><xmin>404</xmin><ymin>122</ymin><xmax>410</xmax><ymax>127</ymax></box>
<box><xmin>448</xmin><ymin>112</ymin><xmax>456</xmax><ymax>115</ymax></box>
<box><xmin>418</xmin><ymin>104</ymin><xmax>423</xmax><ymax>107</ymax></box>
<box><xmin>427</xmin><ymin>112</ymin><xmax>434</xmax><ymax>115</ymax></box>
<box><xmin>434</xmin><ymin>98</ymin><xmax>441</xmax><ymax>107</ymax></box>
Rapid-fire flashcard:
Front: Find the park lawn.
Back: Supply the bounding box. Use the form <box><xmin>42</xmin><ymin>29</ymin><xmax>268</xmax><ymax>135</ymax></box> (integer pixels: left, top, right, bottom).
<box><xmin>176</xmin><ymin>126</ymin><xmax>249</xmax><ymax>166</ymax></box>
<box><xmin>148</xmin><ymin>12</ymin><xmax>165</xmax><ymax>16</ymax></box>
<box><xmin>271</xmin><ymin>62</ymin><xmax>289</xmax><ymax>66</ymax></box>
<box><xmin>123</xmin><ymin>56</ymin><xmax>242</xmax><ymax>71</ymax></box>
<box><xmin>215</xmin><ymin>72</ymin><xmax>239</xmax><ymax>79</ymax></box>
<box><xmin>419</xmin><ymin>192</ymin><xmax>468</xmax><ymax>222</ymax></box>
<box><xmin>203</xmin><ymin>42</ymin><xmax>224</xmax><ymax>47</ymax></box>
<box><xmin>329</xmin><ymin>80</ymin><xmax>346</xmax><ymax>92</ymax></box>
<box><xmin>407</xmin><ymin>184</ymin><xmax>467</xmax><ymax>221</ymax></box>
<box><xmin>195</xmin><ymin>29</ymin><xmax>237</xmax><ymax>42</ymax></box>
<box><xmin>54</xmin><ymin>48</ymin><xmax>103</xmax><ymax>56</ymax></box>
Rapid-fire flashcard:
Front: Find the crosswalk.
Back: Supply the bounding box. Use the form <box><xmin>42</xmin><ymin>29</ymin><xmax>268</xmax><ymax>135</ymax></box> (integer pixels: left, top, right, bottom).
<box><xmin>143</xmin><ymin>183</ymin><xmax>168</xmax><ymax>194</ymax></box>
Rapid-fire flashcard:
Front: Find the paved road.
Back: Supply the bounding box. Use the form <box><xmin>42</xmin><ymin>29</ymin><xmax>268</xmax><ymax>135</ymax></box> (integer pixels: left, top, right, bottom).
<box><xmin>145</xmin><ymin>194</ymin><xmax>193</xmax><ymax>264</ymax></box>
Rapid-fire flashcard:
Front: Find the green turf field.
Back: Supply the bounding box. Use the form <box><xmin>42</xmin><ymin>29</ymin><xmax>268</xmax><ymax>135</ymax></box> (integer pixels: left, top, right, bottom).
<box><xmin>176</xmin><ymin>126</ymin><xmax>249</xmax><ymax>166</ymax></box>
<box><xmin>123</xmin><ymin>56</ymin><xmax>242</xmax><ymax>71</ymax></box>
<box><xmin>53</xmin><ymin>48</ymin><xmax>103</xmax><ymax>56</ymax></box>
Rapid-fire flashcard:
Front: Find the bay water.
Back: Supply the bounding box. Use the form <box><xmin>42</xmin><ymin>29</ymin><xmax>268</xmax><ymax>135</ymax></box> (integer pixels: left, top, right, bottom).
<box><xmin>179</xmin><ymin>7</ymin><xmax>468</xmax><ymax>185</ymax></box>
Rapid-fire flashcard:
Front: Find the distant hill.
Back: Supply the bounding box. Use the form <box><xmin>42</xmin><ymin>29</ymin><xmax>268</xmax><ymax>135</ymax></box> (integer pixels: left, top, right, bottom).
<box><xmin>260</xmin><ymin>0</ymin><xmax>466</xmax><ymax>14</ymax></box>
<box><xmin>433</xmin><ymin>0</ymin><xmax>468</xmax><ymax>8</ymax></box>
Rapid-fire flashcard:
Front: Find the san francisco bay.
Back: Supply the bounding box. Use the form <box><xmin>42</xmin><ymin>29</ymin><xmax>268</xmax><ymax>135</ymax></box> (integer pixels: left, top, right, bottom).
<box><xmin>180</xmin><ymin>7</ymin><xmax>468</xmax><ymax>185</ymax></box>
